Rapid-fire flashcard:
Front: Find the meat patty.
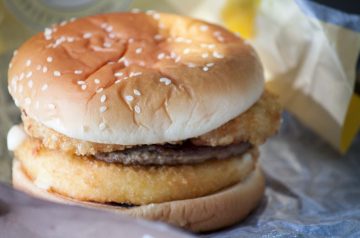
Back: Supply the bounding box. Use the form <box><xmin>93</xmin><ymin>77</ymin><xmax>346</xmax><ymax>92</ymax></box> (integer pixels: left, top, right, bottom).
<box><xmin>95</xmin><ymin>142</ymin><xmax>252</xmax><ymax>165</ymax></box>
<box><xmin>22</xmin><ymin>91</ymin><xmax>281</xmax><ymax>155</ymax></box>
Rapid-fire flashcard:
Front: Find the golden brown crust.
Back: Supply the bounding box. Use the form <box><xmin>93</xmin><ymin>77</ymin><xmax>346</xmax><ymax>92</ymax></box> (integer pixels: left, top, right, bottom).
<box><xmin>13</xmin><ymin>159</ymin><xmax>265</xmax><ymax>232</ymax></box>
<box><xmin>22</xmin><ymin>91</ymin><xmax>281</xmax><ymax>155</ymax></box>
<box><xmin>15</xmin><ymin>137</ymin><xmax>258</xmax><ymax>205</ymax></box>
<box><xmin>9</xmin><ymin>12</ymin><xmax>264</xmax><ymax>145</ymax></box>
<box><xmin>192</xmin><ymin>90</ymin><xmax>282</xmax><ymax>146</ymax></box>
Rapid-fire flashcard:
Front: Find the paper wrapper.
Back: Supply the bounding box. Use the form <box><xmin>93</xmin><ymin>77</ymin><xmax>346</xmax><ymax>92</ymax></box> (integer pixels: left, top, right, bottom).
<box><xmin>1</xmin><ymin>0</ymin><xmax>360</xmax><ymax>236</ymax></box>
<box><xmin>0</xmin><ymin>182</ymin><xmax>193</xmax><ymax>238</ymax></box>
<box><xmin>221</xmin><ymin>0</ymin><xmax>360</xmax><ymax>153</ymax></box>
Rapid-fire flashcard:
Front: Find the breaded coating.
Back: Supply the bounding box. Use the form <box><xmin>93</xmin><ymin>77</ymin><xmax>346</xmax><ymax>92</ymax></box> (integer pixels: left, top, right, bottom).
<box><xmin>22</xmin><ymin>91</ymin><xmax>281</xmax><ymax>155</ymax></box>
<box><xmin>192</xmin><ymin>91</ymin><xmax>281</xmax><ymax>146</ymax></box>
<box><xmin>15</xmin><ymin>138</ymin><xmax>258</xmax><ymax>205</ymax></box>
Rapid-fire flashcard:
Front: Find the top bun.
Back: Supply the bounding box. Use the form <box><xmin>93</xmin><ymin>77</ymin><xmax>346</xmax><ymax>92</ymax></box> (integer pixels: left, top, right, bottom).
<box><xmin>8</xmin><ymin>11</ymin><xmax>264</xmax><ymax>145</ymax></box>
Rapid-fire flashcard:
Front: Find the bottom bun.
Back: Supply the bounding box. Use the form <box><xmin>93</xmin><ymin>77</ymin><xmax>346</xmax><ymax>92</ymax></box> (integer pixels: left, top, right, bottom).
<box><xmin>13</xmin><ymin>160</ymin><xmax>265</xmax><ymax>232</ymax></box>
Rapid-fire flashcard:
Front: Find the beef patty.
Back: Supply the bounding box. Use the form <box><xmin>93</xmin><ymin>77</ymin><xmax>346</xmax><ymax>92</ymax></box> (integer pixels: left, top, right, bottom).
<box><xmin>95</xmin><ymin>142</ymin><xmax>252</xmax><ymax>165</ymax></box>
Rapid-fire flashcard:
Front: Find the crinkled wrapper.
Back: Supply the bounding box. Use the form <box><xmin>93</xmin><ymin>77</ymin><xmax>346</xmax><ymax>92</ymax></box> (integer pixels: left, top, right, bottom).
<box><xmin>1</xmin><ymin>44</ymin><xmax>360</xmax><ymax>238</ymax></box>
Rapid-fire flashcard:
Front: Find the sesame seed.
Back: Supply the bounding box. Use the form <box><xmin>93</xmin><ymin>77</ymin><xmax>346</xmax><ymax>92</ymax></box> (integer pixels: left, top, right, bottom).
<box><xmin>125</xmin><ymin>95</ymin><xmax>134</xmax><ymax>101</ymax></box>
<box><xmin>96</xmin><ymin>87</ymin><xmax>104</xmax><ymax>93</ymax></box>
<box><xmin>53</xmin><ymin>36</ymin><xmax>66</xmax><ymax>47</ymax></box>
<box><xmin>99</xmin><ymin>122</ymin><xmax>106</xmax><ymax>130</ymax></box>
<box><xmin>44</xmin><ymin>28</ymin><xmax>52</xmax><ymax>39</ymax></box>
<box><xmin>175</xmin><ymin>56</ymin><xmax>181</xmax><ymax>63</ymax></box>
<box><xmin>103</xmin><ymin>42</ymin><xmax>112</xmax><ymax>48</ymax></box>
<box><xmin>206</xmin><ymin>62</ymin><xmax>215</xmax><ymax>67</ymax></box>
<box><xmin>133</xmin><ymin>89</ymin><xmax>141</xmax><ymax>96</ymax></box>
<box><xmin>214</xmin><ymin>31</ymin><xmax>222</xmax><ymax>36</ymax></box>
<box><xmin>94</xmin><ymin>78</ymin><xmax>100</xmax><ymax>84</ymax></box>
<box><xmin>154</xmin><ymin>34</ymin><xmax>163</xmax><ymax>40</ymax></box>
<box><xmin>28</xmin><ymin>80</ymin><xmax>33</xmax><ymax>88</ymax></box>
<box><xmin>100</xmin><ymin>95</ymin><xmax>107</xmax><ymax>103</ymax></box>
<box><xmin>99</xmin><ymin>106</ymin><xmax>107</xmax><ymax>113</ymax></box>
<box><xmin>36</xmin><ymin>65</ymin><xmax>42</xmax><ymax>71</ymax></box>
<box><xmin>9</xmin><ymin>62</ymin><xmax>12</xmax><ymax>69</ymax></box>
<box><xmin>41</xmin><ymin>84</ymin><xmax>48</xmax><ymax>91</ymax></box>
<box><xmin>42</xmin><ymin>66</ymin><xmax>48</xmax><ymax>73</ymax></box>
<box><xmin>124</xmin><ymin>59</ymin><xmax>130</xmax><ymax>67</ymax></box>
<box><xmin>153</xmin><ymin>13</ymin><xmax>160</xmax><ymax>20</ymax></box>
<box><xmin>70</xmin><ymin>17</ymin><xmax>76</xmax><ymax>22</ymax></box>
<box><xmin>83</xmin><ymin>32</ymin><xmax>92</xmax><ymax>39</ymax></box>
<box><xmin>175</xmin><ymin>37</ymin><xmax>185</xmax><ymax>43</ymax></box>
<box><xmin>77</xmin><ymin>80</ymin><xmax>85</xmax><ymax>85</ymax></box>
<box><xmin>19</xmin><ymin>73</ymin><xmax>25</xmax><ymax>80</ymax></box>
<box><xmin>213</xmin><ymin>51</ymin><xmax>224</xmax><ymax>59</ymax></box>
<box><xmin>216</xmin><ymin>36</ymin><xmax>224</xmax><ymax>42</ymax></box>
<box><xmin>183</xmin><ymin>48</ymin><xmax>190</xmax><ymax>54</ymax></box>
<box><xmin>170</xmin><ymin>52</ymin><xmax>177</xmax><ymax>59</ymax></box>
<box><xmin>146</xmin><ymin>10</ymin><xmax>156</xmax><ymax>15</ymax></box>
<box><xmin>135</xmin><ymin>48</ymin><xmax>143</xmax><ymax>54</ymax></box>
<box><xmin>128</xmin><ymin>38</ymin><xmax>134</xmax><ymax>43</ymax></box>
<box><xmin>26</xmin><ymin>71</ymin><xmax>32</xmax><ymax>78</ymax></box>
<box><xmin>48</xmin><ymin>103</ymin><xmax>56</xmax><ymax>110</ymax></box>
<box><xmin>115</xmin><ymin>79</ymin><xmax>121</xmax><ymax>84</ymax></box>
<box><xmin>187</xmin><ymin>63</ymin><xmax>196</xmax><ymax>68</ymax></box>
<box><xmin>159</xmin><ymin>23</ymin><xmax>165</xmax><ymax>29</ymax></box>
<box><xmin>184</xmin><ymin>39</ymin><xmax>192</xmax><ymax>44</ymax></box>
<box><xmin>13</xmin><ymin>50</ymin><xmax>18</xmax><ymax>56</ymax></box>
<box><xmin>53</xmin><ymin>71</ymin><xmax>61</xmax><ymax>77</ymax></box>
<box><xmin>44</xmin><ymin>28</ymin><xmax>52</xmax><ymax>35</ymax></box>
<box><xmin>114</xmin><ymin>72</ymin><xmax>123</xmax><ymax>77</ymax></box>
<box><xmin>100</xmin><ymin>22</ymin><xmax>108</xmax><ymax>29</ymax></box>
<box><xmin>25</xmin><ymin>97</ymin><xmax>31</xmax><ymax>105</ymax></box>
<box><xmin>129</xmin><ymin>72</ymin><xmax>142</xmax><ymax>77</ymax></box>
<box><xmin>131</xmin><ymin>8</ymin><xmax>141</xmax><ymax>13</ymax></box>
<box><xmin>105</xmin><ymin>25</ymin><xmax>113</xmax><ymax>32</ymax></box>
<box><xmin>201</xmin><ymin>53</ymin><xmax>209</xmax><ymax>58</ymax></box>
<box><xmin>160</xmin><ymin>77</ymin><xmax>171</xmax><ymax>85</ymax></box>
<box><xmin>74</xmin><ymin>70</ymin><xmax>83</xmax><ymax>75</ymax></box>
<box><xmin>109</xmin><ymin>33</ymin><xmax>116</xmax><ymax>39</ymax></box>
<box><xmin>203</xmin><ymin>66</ymin><xmax>209</xmax><ymax>71</ymax></box>
<box><xmin>157</xmin><ymin>53</ymin><xmax>165</xmax><ymax>60</ymax></box>
<box><xmin>47</xmin><ymin>56</ymin><xmax>53</xmax><ymax>62</ymax></box>
<box><xmin>199</xmin><ymin>25</ymin><xmax>208</xmax><ymax>31</ymax></box>
<box><xmin>59</xmin><ymin>20</ymin><xmax>67</xmax><ymax>26</ymax></box>
<box><xmin>134</xmin><ymin>105</ymin><xmax>141</xmax><ymax>114</ymax></box>
<box><xmin>25</xmin><ymin>59</ymin><xmax>32</xmax><ymax>67</ymax></box>
<box><xmin>67</xmin><ymin>37</ymin><xmax>75</xmax><ymax>42</ymax></box>
<box><xmin>81</xmin><ymin>85</ymin><xmax>87</xmax><ymax>90</ymax></box>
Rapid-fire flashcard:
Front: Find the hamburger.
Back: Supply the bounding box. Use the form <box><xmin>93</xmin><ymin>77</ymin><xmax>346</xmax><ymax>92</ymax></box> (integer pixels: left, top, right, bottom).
<box><xmin>7</xmin><ymin>11</ymin><xmax>281</xmax><ymax>232</ymax></box>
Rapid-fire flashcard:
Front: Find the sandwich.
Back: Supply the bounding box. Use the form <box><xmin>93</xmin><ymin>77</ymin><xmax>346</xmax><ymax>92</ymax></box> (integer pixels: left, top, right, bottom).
<box><xmin>7</xmin><ymin>11</ymin><xmax>281</xmax><ymax>232</ymax></box>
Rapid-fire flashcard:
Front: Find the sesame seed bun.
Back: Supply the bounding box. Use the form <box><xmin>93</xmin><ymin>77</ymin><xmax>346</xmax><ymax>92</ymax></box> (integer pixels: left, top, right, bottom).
<box><xmin>13</xmin><ymin>159</ymin><xmax>265</xmax><ymax>232</ymax></box>
<box><xmin>8</xmin><ymin>12</ymin><xmax>264</xmax><ymax>145</ymax></box>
